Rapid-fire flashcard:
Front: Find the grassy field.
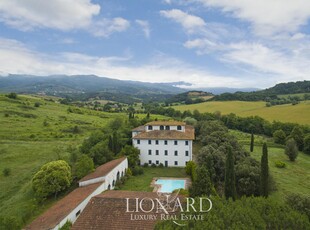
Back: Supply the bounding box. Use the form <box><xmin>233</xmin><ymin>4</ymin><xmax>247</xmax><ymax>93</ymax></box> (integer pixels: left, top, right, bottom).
<box><xmin>232</xmin><ymin>129</ymin><xmax>310</xmax><ymax>200</ymax></box>
<box><xmin>0</xmin><ymin>94</ymin><xmax>125</xmax><ymax>225</ymax></box>
<box><xmin>248</xmin><ymin>144</ymin><xmax>310</xmax><ymax>201</ymax></box>
<box><xmin>120</xmin><ymin>167</ymin><xmax>188</xmax><ymax>192</ymax></box>
<box><xmin>172</xmin><ymin>100</ymin><xmax>310</xmax><ymax>125</ymax></box>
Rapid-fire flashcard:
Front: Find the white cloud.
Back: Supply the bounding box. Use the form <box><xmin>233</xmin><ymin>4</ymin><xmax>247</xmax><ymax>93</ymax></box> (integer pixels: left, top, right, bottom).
<box><xmin>160</xmin><ymin>9</ymin><xmax>206</xmax><ymax>34</ymax></box>
<box><xmin>90</xmin><ymin>17</ymin><xmax>130</xmax><ymax>38</ymax></box>
<box><xmin>222</xmin><ymin>42</ymin><xmax>310</xmax><ymax>81</ymax></box>
<box><xmin>136</xmin><ymin>20</ymin><xmax>150</xmax><ymax>38</ymax></box>
<box><xmin>0</xmin><ymin>38</ymin><xmax>262</xmax><ymax>88</ymax></box>
<box><xmin>0</xmin><ymin>0</ymin><xmax>100</xmax><ymax>31</ymax></box>
<box><xmin>196</xmin><ymin>0</ymin><xmax>310</xmax><ymax>36</ymax></box>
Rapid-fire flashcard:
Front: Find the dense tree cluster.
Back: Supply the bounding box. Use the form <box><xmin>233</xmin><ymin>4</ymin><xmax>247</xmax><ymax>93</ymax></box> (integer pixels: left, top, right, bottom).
<box><xmin>155</xmin><ymin>196</ymin><xmax>310</xmax><ymax>230</ymax></box>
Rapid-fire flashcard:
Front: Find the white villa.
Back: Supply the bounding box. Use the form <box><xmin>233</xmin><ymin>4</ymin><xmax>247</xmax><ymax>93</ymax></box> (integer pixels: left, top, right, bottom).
<box><xmin>132</xmin><ymin>121</ymin><xmax>195</xmax><ymax>167</ymax></box>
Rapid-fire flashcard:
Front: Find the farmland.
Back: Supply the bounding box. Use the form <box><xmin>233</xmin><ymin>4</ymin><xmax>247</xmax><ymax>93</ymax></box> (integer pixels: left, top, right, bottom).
<box><xmin>172</xmin><ymin>100</ymin><xmax>310</xmax><ymax>125</ymax></box>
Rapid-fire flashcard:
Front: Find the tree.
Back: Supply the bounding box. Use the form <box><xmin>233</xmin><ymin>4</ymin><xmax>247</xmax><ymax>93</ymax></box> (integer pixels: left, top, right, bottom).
<box><xmin>303</xmin><ymin>134</ymin><xmax>310</xmax><ymax>155</ymax></box>
<box><xmin>6</xmin><ymin>92</ymin><xmax>17</xmax><ymax>99</ymax></box>
<box><xmin>190</xmin><ymin>166</ymin><xmax>214</xmax><ymax>197</ymax></box>
<box><xmin>289</xmin><ymin>126</ymin><xmax>304</xmax><ymax>151</ymax></box>
<box><xmin>260</xmin><ymin>143</ymin><xmax>269</xmax><ymax>197</ymax></box>
<box><xmin>89</xmin><ymin>141</ymin><xmax>114</xmax><ymax>165</ymax></box>
<box><xmin>285</xmin><ymin>138</ymin><xmax>298</xmax><ymax>161</ymax></box>
<box><xmin>185</xmin><ymin>161</ymin><xmax>196</xmax><ymax>181</ymax></box>
<box><xmin>119</xmin><ymin>145</ymin><xmax>140</xmax><ymax>168</ymax></box>
<box><xmin>250</xmin><ymin>132</ymin><xmax>254</xmax><ymax>152</ymax></box>
<box><xmin>224</xmin><ymin>147</ymin><xmax>237</xmax><ymax>200</ymax></box>
<box><xmin>74</xmin><ymin>155</ymin><xmax>94</xmax><ymax>179</ymax></box>
<box><xmin>32</xmin><ymin>160</ymin><xmax>71</xmax><ymax>199</ymax></box>
<box><xmin>273</xmin><ymin>129</ymin><xmax>286</xmax><ymax>145</ymax></box>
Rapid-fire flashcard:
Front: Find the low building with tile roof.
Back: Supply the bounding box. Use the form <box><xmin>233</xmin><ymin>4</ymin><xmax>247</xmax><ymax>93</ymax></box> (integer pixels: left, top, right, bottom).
<box><xmin>132</xmin><ymin>121</ymin><xmax>195</xmax><ymax>167</ymax></box>
<box><xmin>25</xmin><ymin>157</ymin><xmax>128</xmax><ymax>230</ymax></box>
<box><xmin>71</xmin><ymin>190</ymin><xmax>181</xmax><ymax>230</ymax></box>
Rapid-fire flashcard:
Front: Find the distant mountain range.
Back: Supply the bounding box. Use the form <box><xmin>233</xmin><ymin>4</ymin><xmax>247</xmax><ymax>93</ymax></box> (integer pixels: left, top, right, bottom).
<box><xmin>0</xmin><ymin>74</ymin><xmax>260</xmax><ymax>103</ymax></box>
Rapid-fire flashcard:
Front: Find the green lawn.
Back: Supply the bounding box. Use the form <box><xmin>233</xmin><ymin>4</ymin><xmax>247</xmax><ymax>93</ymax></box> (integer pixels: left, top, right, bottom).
<box><xmin>120</xmin><ymin>167</ymin><xmax>188</xmax><ymax>192</ymax></box>
<box><xmin>246</xmin><ymin>144</ymin><xmax>310</xmax><ymax>201</ymax></box>
<box><xmin>172</xmin><ymin>100</ymin><xmax>310</xmax><ymax>125</ymax></box>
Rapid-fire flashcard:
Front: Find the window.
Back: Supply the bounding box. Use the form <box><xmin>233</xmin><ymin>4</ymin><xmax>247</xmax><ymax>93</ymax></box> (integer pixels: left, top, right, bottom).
<box><xmin>148</xmin><ymin>150</ymin><xmax>152</xmax><ymax>155</ymax></box>
<box><xmin>156</xmin><ymin>150</ymin><xmax>159</xmax><ymax>155</ymax></box>
<box><xmin>177</xmin><ymin>125</ymin><xmax>182</xmax><ymax>130</ymax></box>
<box><xmin>160</xmin><ymin>125</ymin><xmax>164</xmax><ymax>130</ymax></box>
<box><xmin>156</xmin><ymin>160</ymin><xmax>159</xmax><ymax>164</ymax></box>
<box><xmin>174</xmin><ymin>151</ymin><xmax>178</xmax><ymax>156</ymax></box>
<box><xmin>76</xmin><ymin>210</ymin><xmax>81</xmax><ymax>217</ymax></box>
<box><xmin>174</xmin><ymin>161</ymin><xmax>178</xmax><ymax>166</ymax></box>
<box><xmin>137</xmin><ymin>140</ymin><xmax>140</xmax><ymax>144</ymax></box>
<box><xmin>174</xmin><ymin>140</ymin><xmax>178</xmax><ymax>145</ymax></box>
<box><xmin>148</xmin><ymin>140</ymin><xmax>152</xmax><ymax>145</ymax></box>
<box><xmin>164</xmin><ymin>140</ymin><xmax>168</xmax><ymax>145</ymax></box>
<box><xmin>185</xmin><ymin>141</ymin><xmax>189</xmax><ymax>146</ymax></box>
<box><xmin>165</xmin><ymin>150</ymin><xmax>168</xmax><ymax>156</ymax></box>
<box><xmin>165</xmin><ymin>126</ymin><xmax>170</xmax><ymax>130</ymax></box>
<box><xmin>185</xmin><ymin>151</ymin><xmax>189</xmax><ymax>156</ymax></box>
<box><xmin>155</xmin><ymin>140</ymin><xmax>159</xmax><ymax>145</ymax></box>
<box><xmin>148</xmin><ymin>125</ymin><xmax>153</xmax><ymax>130</ymax></box>
<box><xmin>149</xmin><ymin>160</ymin><xmax>152</xmax><ymax>164</ymax></box>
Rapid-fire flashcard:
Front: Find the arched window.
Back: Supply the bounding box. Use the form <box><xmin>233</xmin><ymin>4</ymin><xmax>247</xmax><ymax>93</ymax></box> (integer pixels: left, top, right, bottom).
<box><xmin>148</xmin><ymin>125</ymin><xmax>153</xmax><ymax>130</ymax></box>
<box><xmin>108</xmin><ymin>184</ymin><xmax>111</xmax><ymax>190</ymax></box>
<box><xmin>112</xmin><ymin>180</ymin><xmax>115</xmax><ymax>186</ymax></box>
<box><xmin>165</xmin><ymin>126</ymin><xmax>170</xmax><ymax>130</ymax></box>
<box><xmin>177</xmin><ymin>125</ymin><xmax>182</xmax><ymax>130</ymax></box>
<box><xmin>160</xmin><ymin>125</ymin><xmax>164</xmax><ymax>130</ymax></box>
<box><xmin>117</xmin><ymin>171</ymin><xmax>120</xmax><ymax>180</ymax></box>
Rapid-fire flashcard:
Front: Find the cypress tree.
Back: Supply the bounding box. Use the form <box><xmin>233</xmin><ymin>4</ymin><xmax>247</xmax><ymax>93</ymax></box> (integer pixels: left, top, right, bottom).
<box><xmin>224</xmin><ymin>147</ymin><xmax>237</xmax><ymax>200</ymax></box>
<box><xmin>250</xmin><ymin>132</ymin><xmax>254</xmax><ymax>152</ymax></box>
<box><xmin>260</xmin><ymin>143</ymin><xmax>269</xmax><ymax>197</ymax></box>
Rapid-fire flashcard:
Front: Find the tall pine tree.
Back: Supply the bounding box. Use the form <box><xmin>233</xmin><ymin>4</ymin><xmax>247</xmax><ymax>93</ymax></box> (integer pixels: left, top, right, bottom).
<box><xmin>224</xmin><ymin>147</ymin><xmax>237</xmax><ymax>200</ymax></box>
<box><xmin>250</xmin><ymin>132</ymin><xmax>254</xmax><ymax>152</ymax></box>
<box><xmin>260</xmin><ymin>143</ymin><xmax>269</xmax><ymax>197</ymax></box>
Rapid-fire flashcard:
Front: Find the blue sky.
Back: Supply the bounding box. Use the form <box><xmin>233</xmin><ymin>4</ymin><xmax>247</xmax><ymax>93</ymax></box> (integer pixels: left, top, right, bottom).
<box><xmin>0</xmin><ymin>0</ymin><xmax>310</xmax><ymax>88</ymax></box>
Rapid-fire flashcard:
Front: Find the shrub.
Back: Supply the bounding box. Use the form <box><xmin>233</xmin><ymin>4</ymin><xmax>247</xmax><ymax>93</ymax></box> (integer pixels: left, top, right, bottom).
<box><xmin>3</xmin><ymin>168</ymin><xmax>11</xmax><ymax>176</ymax></box>
<box><xmin>273</xmin><ymin>129</ymin><xmax>286</xmax><ymax>145</ymax></box>
<box><xmin>59</xmin><ymin>220</ymin><xmax>72</xmax><ymax>230</ymax></box>
<box><xmin>286</xmin><ymin>194</ymin><xmax>310</xmax><ymax>219</ymax></box>
<box><xmin>158</xmin><ymin>163</ymin><xmax>164</xmax><ymax>168</ymax></box>
<box><xmin>132</xmin><ymin>166</ymin><xmax>144</xmax><ymax>176</ymax></box>
<box><xmin>143</xmin><ymin>163</ymin><xmax>149</xmax><ymax>167</ymax></box>
<box><xmin>303</xmin><ymin>134</ymin><xmax>310</xmax><ymax>155</ymax></box>
<box><xmin>275</xmin><ymin>161</ymin><xmax>286</xmax><ymax>168</ymax></box>
<box><xmin>34</xmin><ymin>102</ymin><xmax>41</xmax><ymax>107</ymax></box>
<box><xmin>6</xmin><ymin>92</ymin><xmax>17</xmax><ymax>99</ymax></box>
<box><xmin>126</xmin><ymin>168</ymin><xmax>132</xmax><ymax>177</ymax></box>
<box><xmin>151</xmin><ymin>163</ymin><xmax>157</xmax><ymax>168</ymax></box>
<box><xmin>4</xmin><ymin>113</ymin><xmax>9</xmax><ymax>117</ymax></box>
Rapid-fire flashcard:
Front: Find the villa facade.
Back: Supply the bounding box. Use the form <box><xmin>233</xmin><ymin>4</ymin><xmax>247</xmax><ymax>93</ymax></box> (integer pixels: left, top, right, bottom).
<box><xmin>132</xmin><ymin>121</ymin><xmax>195</xmax><ymax>167</ymax></box>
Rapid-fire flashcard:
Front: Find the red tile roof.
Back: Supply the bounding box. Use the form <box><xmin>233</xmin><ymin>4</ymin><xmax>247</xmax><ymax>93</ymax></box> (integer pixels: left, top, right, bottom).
<box><xmin>145</xmin><ymin>120</ymin><xmax>185</xmax><ymax>126</ymax></box>
<box><xmin>72</xmin><ymin>190</ymin><xmax>180</xmax><ymax>230</ymax></box>
<box><xmin>132</xmin><ymin>125</ymin><xmax>145</xmax><ymax>132</ymax></box>
<box><xmin>133</xmin><ymin>125</ymin><xmax>195</xmax><ymax>140</ymax></box>
<box><xmin>79</xmin><ymin>157</ymin><xmax>127</xmax><ymax>183</ymax></box>
<box><xmin>25</xmin><ymin>182</ymin><xmax>102</xmax><ymax>230</ymax></box>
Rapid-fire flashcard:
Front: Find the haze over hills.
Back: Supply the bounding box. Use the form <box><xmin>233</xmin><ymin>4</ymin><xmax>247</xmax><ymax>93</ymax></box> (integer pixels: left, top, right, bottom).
<box><xmin>0</xmin><ymin>74</ymin><xmax>256</xmax><ymax>97</ymax></box>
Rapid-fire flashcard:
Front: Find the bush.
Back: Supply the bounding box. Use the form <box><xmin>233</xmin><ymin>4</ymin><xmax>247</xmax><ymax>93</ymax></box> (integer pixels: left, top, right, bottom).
<box><xmin>303</xmin><ymin>134</ymin><xmax>310</xmax><ymax>155</ymax></box>
<box><xmin>126</xmin><ymin>168</ymin><xmax>132</xmax><ymax>177</ymax></box>
<box><xmin>286</xmin><ymin>194</ymin><xmax>310</xmax><ymax>219</ymax></box>
<box><xmin>4</xmin><ymin>113</ymin><xmax>9</xmax><ymax>117</ymax></box>
<box><xmin>273</xmin><ymin>129</ymin><xmax>286</xmax><ymax>145</ymax></box>
<box><xmin>6</xmin><ymin>92</ymin><xmax>17</xmax><ymax>99</ymax></box>
<box><xmin>143</xmin><ymin>163</ymin><xmax>149</xmax><ymax>167</ymax></box>
<box><xmin>132</xmin><ymin>166</ymin><xmax>144</xmax><ymax>176</ymax></box>
<box><xmin>185</xmin><ymin>161</ymin><xmax>196</xmax><ymax>180</ymax></box>
<box><xmin>59</xmin><ymin>220</ymin><xmax>72</xmax><ymax>230</ymax></box>
<box><xmin>151</xmin><ymin>163</ymin><xmax>157</xmax><ymax>168</ymax></box>
<box><xmin>275</xmin><ymin>161</ymin><xmax>286</xmax><ymax>168</ymax></box>
<box><xmin>3</xmin><ymin>168</ymin><xmax>11</xmax><ymax>176</ymax></box>
<box><xmin>158</xmin><ymin>163</ymin><xmax>164</xmax><ymax>168</ymax></box>
<box><xmin>34</xmin><ymin>102</ymin><xmax>41</xmax><ymax>107</ymax></box>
